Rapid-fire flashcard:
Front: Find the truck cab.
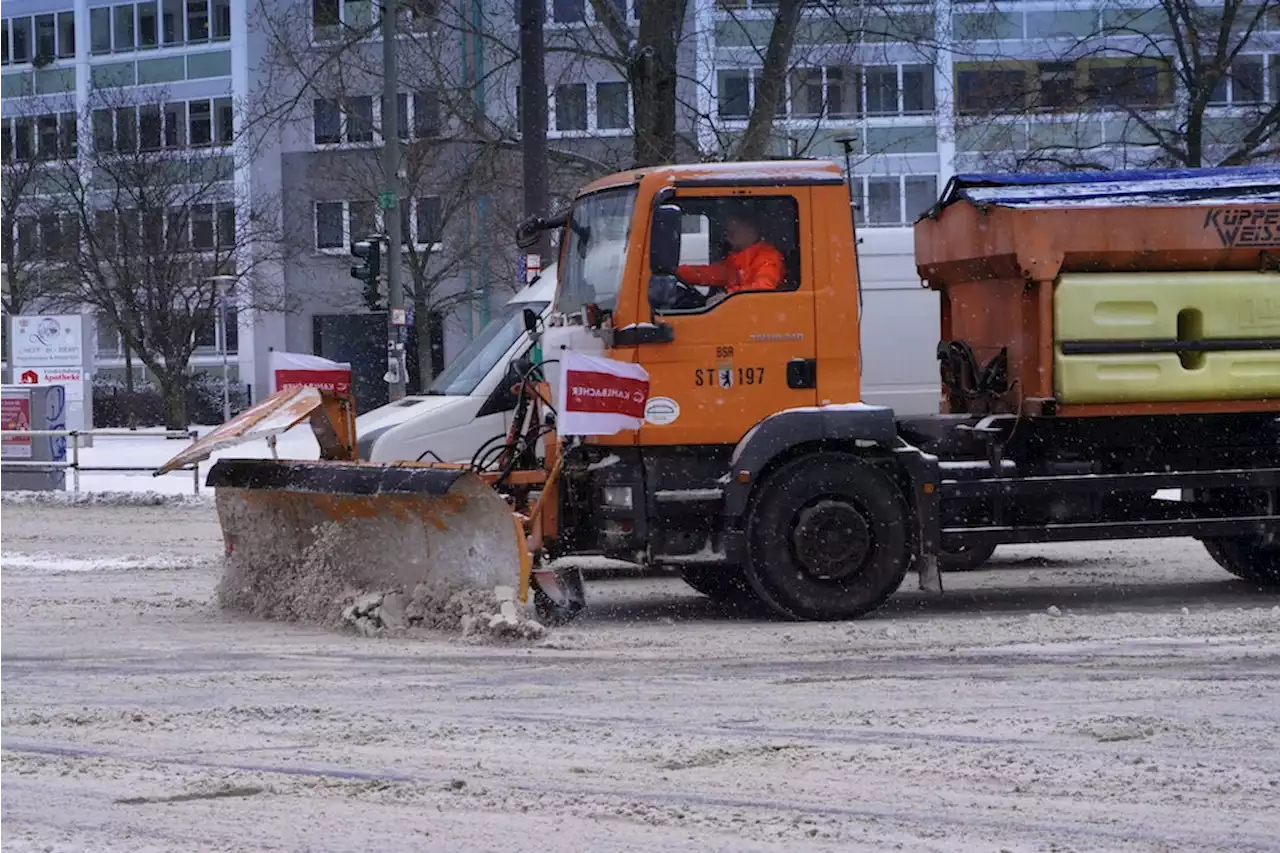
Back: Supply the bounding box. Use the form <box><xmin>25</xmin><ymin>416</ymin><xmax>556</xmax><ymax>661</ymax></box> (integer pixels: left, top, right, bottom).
<box><xmin>539</xmin><ymin>161</ymin><xmax>904</xmax><ymax>602</ymax></box>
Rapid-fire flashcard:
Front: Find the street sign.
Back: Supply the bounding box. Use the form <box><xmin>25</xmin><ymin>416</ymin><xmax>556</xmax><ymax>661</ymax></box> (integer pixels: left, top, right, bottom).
<box><xmin>1</xmin><ymin>390</ymin><xmax>32</xmax><ymax>459</ymax></box>
<box><xmin>378</xmin><ymin>191</ymin><xmax>396</xmax><ymax>210</ymax></box>
<box><xmin>390</xmin><ymin>308</ymin><xmax>408</xmax><ymax>326</ymax></box>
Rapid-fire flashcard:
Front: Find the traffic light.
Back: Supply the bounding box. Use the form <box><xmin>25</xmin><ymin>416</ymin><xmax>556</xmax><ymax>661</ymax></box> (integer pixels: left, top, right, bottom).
<box><xmin>351</xmin><ymin>239</ymin><xmax>382</xmax><ymax>310</ymax></box>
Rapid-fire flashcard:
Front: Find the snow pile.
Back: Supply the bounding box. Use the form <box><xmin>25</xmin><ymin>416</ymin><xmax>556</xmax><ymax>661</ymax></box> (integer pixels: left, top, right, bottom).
<box><xmin>341</xmin><ymin>584</ymin><xmax>547</xmax><ymax>641</ymax></box>
<box><xmin>218</xmin><ymin>521</ymin><xmax>545</xmax><ymax>641</ymax></box>
<box><xmin>0</xmin><ymin>489</ymin><xmax>212</xmax><ymax>508</ymax></box>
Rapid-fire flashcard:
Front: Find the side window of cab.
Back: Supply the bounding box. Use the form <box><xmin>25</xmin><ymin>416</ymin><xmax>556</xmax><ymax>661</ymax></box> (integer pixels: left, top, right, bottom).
<box><xmin>654</xmin><ymin>195</ymin><xmax>802</xmax><ymax>314</ymax></box>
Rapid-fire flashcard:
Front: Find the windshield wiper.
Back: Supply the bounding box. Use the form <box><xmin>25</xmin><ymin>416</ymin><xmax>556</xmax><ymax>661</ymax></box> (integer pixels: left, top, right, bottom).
<box><xmin>570</xmin><ymin>215</ymin><xmax>592</xmax><ymax>257</ymax></box>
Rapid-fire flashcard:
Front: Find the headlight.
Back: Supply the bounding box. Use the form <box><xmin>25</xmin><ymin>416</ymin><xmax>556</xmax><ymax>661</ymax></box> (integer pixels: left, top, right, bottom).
<box><xmin>601</xmin><ymin>486</ymin><xmax>633</xmax><ymax>509</ymax></box>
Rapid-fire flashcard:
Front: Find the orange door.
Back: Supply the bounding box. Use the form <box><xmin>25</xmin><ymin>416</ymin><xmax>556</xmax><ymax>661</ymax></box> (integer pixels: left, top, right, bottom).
<box><xmin>633</xmin><ymin>188</ymin><xmax>820</xmax><ymax>447</ymax></box>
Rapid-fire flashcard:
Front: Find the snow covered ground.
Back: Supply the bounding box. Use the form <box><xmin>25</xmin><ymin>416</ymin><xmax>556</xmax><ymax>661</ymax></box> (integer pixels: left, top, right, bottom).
<box><xmin>3</xmin><ymin>500</ymin><xmax>1280</xmax><ymax>852</ymax></box>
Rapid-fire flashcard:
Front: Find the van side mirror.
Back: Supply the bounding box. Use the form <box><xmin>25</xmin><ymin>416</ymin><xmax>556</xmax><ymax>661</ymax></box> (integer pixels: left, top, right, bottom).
<box><xmin>522</xmin><ymin>307</ymin><xmax>539</xmax><ymax>334</ymax></box>
<box><xmin>650</xmin><ymin>204</ymin><xmax>682</xmax><ymax>276</ymax></box>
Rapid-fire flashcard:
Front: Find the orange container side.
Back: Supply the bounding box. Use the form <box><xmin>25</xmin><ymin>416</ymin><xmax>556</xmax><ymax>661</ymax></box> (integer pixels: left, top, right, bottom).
<box><xmin>914</xmin><ymin>202</ymin><xmax>1280</xmax><ymax>417</ymax></box>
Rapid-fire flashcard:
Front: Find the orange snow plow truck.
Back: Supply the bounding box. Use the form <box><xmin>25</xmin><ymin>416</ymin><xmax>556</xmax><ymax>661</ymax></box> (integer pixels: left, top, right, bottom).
<box><xmin>162</xmin><ymin>162</ymin><xmax>1280</xmax><ymax>625</ymax></box>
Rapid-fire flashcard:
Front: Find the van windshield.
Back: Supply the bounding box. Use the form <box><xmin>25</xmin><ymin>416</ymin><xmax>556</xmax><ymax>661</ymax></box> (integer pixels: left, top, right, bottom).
<box><xmin>557</xmin><ymin>186</ymin><xmax>637</xmax><ymax>315</ymax></box>
<box><xmin>427</xmin><ymin>301</ymin><xmax>550</xmax><ymax>396</ymax></box>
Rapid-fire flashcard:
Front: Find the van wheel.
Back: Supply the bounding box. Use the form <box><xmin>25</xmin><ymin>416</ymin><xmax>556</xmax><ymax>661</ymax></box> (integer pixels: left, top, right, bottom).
<box><xmin>1203</xmin><ymin>537</ymin><xmax>1280</xmax><ymax>586</ymax></box>
<box><xmin>745</xmin><ymin>453</ymin><xmax>909</xmax><ymax>621</ymax></box>
<box><xmin>940</xmin><ymin>542</ymin><xmax>996</xmax><ymax>572</ymax></box>
<box><xmin>680</xmin><ymin>565</ymin><xmax>757</xmax><ymax>603</ymax></box>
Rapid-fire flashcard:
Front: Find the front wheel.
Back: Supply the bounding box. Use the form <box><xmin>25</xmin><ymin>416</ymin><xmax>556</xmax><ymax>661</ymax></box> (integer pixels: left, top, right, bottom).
<box><xmin>1202</xmin><ymin>537</ymin><xmax>1280</xmax><ymax>586</ymax></box>
<box><xmin>745</xmin><ymin>453</ymin><xmax>909</xmax><ymax>621</ymax></box>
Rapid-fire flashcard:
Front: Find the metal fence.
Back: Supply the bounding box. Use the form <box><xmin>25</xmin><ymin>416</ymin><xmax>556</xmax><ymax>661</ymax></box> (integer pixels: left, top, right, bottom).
<box><xmin>1</xmin><ymin>429</ymin><xmax>202</xmax><ymax>495</ymax></box>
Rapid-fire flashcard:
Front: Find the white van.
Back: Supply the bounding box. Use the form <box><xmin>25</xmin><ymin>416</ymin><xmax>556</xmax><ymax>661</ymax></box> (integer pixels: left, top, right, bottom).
<box><xmin>358</xmin><ymin>225</ymin><xmax>940</xmax><ymax>463</ymax></box>
<box><xmin>356</xmin><ymin>271</ymin><xmax>556</xmax><ymax>464</ymax></box>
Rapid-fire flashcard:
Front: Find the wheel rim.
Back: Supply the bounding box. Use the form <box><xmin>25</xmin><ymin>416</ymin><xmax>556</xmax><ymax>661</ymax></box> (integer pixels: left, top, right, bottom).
<box><xmin>791</xmin><ymin>499</ymin><xmax>872</xmax><ymax>581</ymax></box>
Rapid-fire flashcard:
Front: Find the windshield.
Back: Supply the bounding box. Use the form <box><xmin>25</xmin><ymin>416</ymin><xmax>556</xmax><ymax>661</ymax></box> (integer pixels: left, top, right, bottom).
<box><xmin>558</xmin><ymin>187</ymin><xmax>638</xmax><ymax>315</ymax></box>
<box><xmin>427</xmin><ymin>300</ymin><xmax>550</xmax><ymax>396</ymax></box>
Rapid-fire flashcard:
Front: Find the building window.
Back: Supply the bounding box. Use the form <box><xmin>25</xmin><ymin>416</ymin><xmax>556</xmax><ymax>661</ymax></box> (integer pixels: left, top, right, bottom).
<box><xmin>35</xmin><ymin>14</ymin><xmax>56</xmax><ymax>59</ymax></box>
<box><xmin>852</xmin><ymin>174</ymin><xmax>939</xmax><ymax>227</ymax></box>
<box><xmin>718</xmin><ymin>70</ymin><xmax>751</xmax><ymax>119</ymax></box>
<box><xmin>901</xmin><ymin>65</ymin><xmax>934</xmax><ymax>114</ymax></box>
<box><xmin>163</xmin><ymin>0</ymin><xmax>184</xmax><ymax>43</ymax></box>
<box><xmin>90</xmin><ymin>8</ymin><xmax>112</xmax><ymax>53</ymax></box>
<box><xmin>1037</xmin><ymin>62</ymin><xmax>1075</xmax><ymax>110</ymax></box>
<box><xmin>1088</xmin><ymin>62</ymin><xmax>1165</xmax><ymax>108</ymax></box>
<box><xmin>413</xmin><ymin>89</ymin><xmax>440</xmax><ymax>137</ymax></box>
<box><xmin>115</xmin><ymin>5</ymin><xmax>136</xmax><ymax>51</ymax></box>
<box><xmin>216</xmin><ymin>204</ymin><xmax>235</xmax><ymax>246</ymax></box>
<box><xmin>140</xmin><ymin>104</ymin><xmax>163</xmax><ymax>150</ymax></box>
<box><xmin>864</xmin><ymin>67</ymin><xmax>897</xmax><ymax>115</ymax></box>
<box><xmin>215</xmin><ymin>97</ymin><xmax>234</xmax><ymax>144</ymax></box>
<box><xmin>191</xmin><ymin>203</ymin><xmax>215</xmax><ymax>249</ymax></box>
<box><xmin>187</xmin><ymin>0</ymin><xmax>210</xmax><ymax>41</ymax></box>
<box><xmin>115</xmin><ymin>106</ymin><xmax>137</xmax><ymax>151</ymax></box>
<box><xmin>315</xmin><ymin>201</ymin><xmax>344</xmax><ymax>249</ymax></box>
<box><xmin>596</xmin><ymin>81</ymin><xmax>630</xmax><ymax>129</ymax></box>
<box><xmin>789</xmin><ymin>67</ymin><xmax>855</xmax><ymax>118</ymax></box>
<box><xmin>554</xmin><ymin>83</ymin><xmax>588</xmax><ymax>131</ymax></box>
<box><xmin>415</xmin><ymin>196</ymin><xmax>442</xmax><ymax>246</ymax></box>
<box><xmin>59</xmin><ymin>112</ymin><xmax>77</xmax><ymax>156</ymax></box>
<box><xmin>139</xmin><ymin>1</ymin><xmax>159</xmax><ymax>47</ymax></box>
<box><xmin>549</xmin><ymin>0</ymin><xmax>627</xmax><ymax>26</ymax></box>
<box><xmin>346</xmin><ymin>96</ymin><xmax>374</xmax><ymax>143</ymax></box>
<box><xmin>312</xmin><ymin>0</ymin><xmax>375</xmax><ymax>41</ymax></box>
<box><xmin>58</xmin><ymin>11</ymin><xmax>77</xmax><ymax>57</ymax></box>
<box><xmin>36</xmin><ymin>115</ymin><xmax>57</xmax><ymax>159</ymax></box>
<box><xmin>957</xmin><ymin>66</ymin><xmax>1028</xmax><ymax>114</ymax></box>
<box><xmin>190</xmin><ymin>99</ymin><xmax>212</xmax><ymax>145</ymax></box>
<box><xmin>164</xmin><ymin>102</ymin><xmax>186</xmax><ymax>146</ymax></box>
<box><xmin>314</xmin><ymin>98</ymin><xmax>341</xmax><ymax>144</ymax></box>
<box><xmin>552</xmin><ymin>0</ymin><xmax>584</xmax><ymax>24</ymax></box>
<box><xmin>12</xmin><ymin>17</ymin><xmax>32</xmax><ymax>63</ymax></box>
<box><xmin>90</xmin><ymin>0</ymin><xmax>211</xmax><ymax>47</ymax></box>
<box><xmin>1210</xmin><ymin>55</ymin><xmax>1266</xmax><ymax>104</ymax></box>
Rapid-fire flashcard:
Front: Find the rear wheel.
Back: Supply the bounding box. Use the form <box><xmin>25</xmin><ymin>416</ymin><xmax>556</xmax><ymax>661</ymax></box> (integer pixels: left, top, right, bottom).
<box><xmin>1202</xmin><ymin>537</ymin><xmax>1280</xmax><ymax>586</ymax></box>
<box><xmin>939</xmin><ymin>542</ymin><xmax>996</xmax><ymax>572</ymax></box>
<box><xmin>680</xmin><ymin>565</ymin><xmax>757</xmax><ymax>603</ymax></box>
<box><xmin>745</xmin><ymin>453</ymin><xmax>909</xmax><ymax>621</ymax></box>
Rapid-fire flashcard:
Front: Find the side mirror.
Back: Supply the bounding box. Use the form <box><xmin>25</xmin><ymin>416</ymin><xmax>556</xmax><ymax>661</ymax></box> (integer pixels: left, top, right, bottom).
<box><xmin>649</xmin><ymin>203</ymin><xmax>682</xmax><ymax>276</ymax></box>
<box><xmin>522</xmin><ymin>307</ymin><xmax>539</xmax><ymax>334</ymax></box>
<box><xmin>515</xmin><ymin>216</ymin><xmax>543</xmax><ymax>250</ymax></box>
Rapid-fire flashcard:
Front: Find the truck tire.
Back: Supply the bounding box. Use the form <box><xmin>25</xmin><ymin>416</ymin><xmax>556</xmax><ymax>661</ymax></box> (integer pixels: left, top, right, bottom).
<box><xmin>679</xmin><ymin>566</ymin><xmax>758</xmax><ymax>603</ymax></box>
<box><xmin>939</xmin><ymin>542</ymin><xmax>996</xmax><ymax>572</ymax></box>
<box><xmin>744</xmin><ymin>453</ymin><xmax>909</xmax><ymax>621</ymax></box>
<box><xmin>1202</xmin><ymin>537</ymin><xmax>1280</xmax><ymax>586</ymax></box>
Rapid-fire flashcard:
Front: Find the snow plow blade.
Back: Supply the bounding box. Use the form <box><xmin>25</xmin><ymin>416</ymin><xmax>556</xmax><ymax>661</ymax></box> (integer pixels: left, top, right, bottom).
<box><xmin>206</xmin><ymin>458</ymin><xmax>529</xmax><ymax>625</ymax></box>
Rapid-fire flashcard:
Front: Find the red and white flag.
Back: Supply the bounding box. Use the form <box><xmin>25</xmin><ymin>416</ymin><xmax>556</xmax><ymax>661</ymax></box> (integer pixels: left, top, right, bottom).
<box><xmin>556</xmin><ymin>351</ymin><xmax>650</xmax><ymax>436</ymax></box>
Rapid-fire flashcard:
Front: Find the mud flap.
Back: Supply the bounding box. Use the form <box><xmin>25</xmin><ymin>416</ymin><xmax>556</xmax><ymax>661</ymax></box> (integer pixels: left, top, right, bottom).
<box><xmin>917</xmin><ymin>554</ymin><xmax>943</xmax><ymax>594</ymax></box>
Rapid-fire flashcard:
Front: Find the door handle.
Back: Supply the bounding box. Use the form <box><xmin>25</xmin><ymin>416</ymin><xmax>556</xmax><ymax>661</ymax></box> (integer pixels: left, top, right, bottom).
<box><xmin>613</xmin><ymin>323</ymin><xmax>675</xmax><ymax>346</ymax></box>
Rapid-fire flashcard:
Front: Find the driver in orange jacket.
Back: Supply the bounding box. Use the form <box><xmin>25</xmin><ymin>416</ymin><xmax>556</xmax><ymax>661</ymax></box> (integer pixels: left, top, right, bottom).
<box><xmin>677</xmin><ymin>207</ymin><xmax>786</xmax><ymax>295</ymax></box>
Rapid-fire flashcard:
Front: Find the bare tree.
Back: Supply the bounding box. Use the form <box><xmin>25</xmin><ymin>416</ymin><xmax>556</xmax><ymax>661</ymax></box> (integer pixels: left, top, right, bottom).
<box><xmin>42</xmin><ymin>88</ymin><xmax>287</xmax><ymax>428</ymax></box>
<box><xmin>0</xmin><ymin>97</ymin><xmax>81</xmax><ymax>373</ymax></box>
